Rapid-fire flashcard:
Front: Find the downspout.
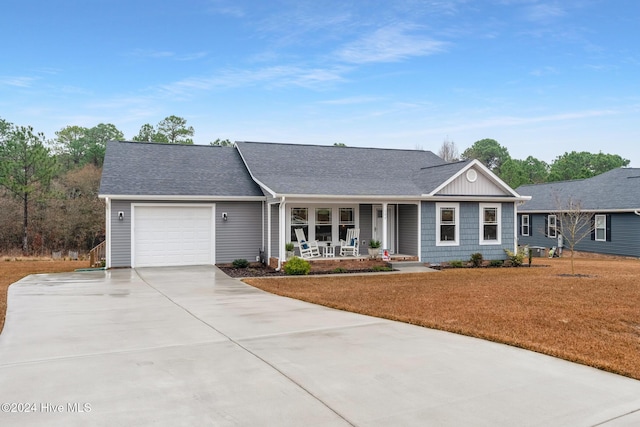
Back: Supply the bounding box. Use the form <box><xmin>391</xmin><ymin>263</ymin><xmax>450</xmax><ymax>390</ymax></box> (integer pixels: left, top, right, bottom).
<box><xmin>635</xmin><ymin>210</ymin><xmax>640</xmax><ymax>216</ymax></box>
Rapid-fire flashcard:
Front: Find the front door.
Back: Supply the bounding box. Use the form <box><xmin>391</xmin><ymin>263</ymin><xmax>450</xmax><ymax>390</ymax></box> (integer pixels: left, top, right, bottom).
<box><xmin>373</xmin><ymin>205</ymin><xmax>395</xmax><ymax>254</ymax></box>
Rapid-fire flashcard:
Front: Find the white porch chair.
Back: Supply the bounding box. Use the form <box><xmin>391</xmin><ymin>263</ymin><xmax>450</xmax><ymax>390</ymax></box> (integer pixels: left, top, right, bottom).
<box><xmin>339</xmin><ymin>228</ymin><xmax>360</xmax><ymax>257</ymax></box>
<box><xmin>294</xmin><ymin>228</ymin><xmax>320</xmax><ymax>259</ymax></box>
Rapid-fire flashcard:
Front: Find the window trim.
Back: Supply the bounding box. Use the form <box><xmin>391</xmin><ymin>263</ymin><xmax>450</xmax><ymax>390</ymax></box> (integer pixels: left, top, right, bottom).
<box><xmin>479</xmin><ymin>203</ymin><xmax>502</xmax><ymax>245</ymax></box>
<box><xmin>287</xmin><ymin>204</ymin><xmax>358</xmax><ymax>244</ymax></box>
<box><xmin>436</xmin><ymin>202</ymin><xmax>459</xmax><ymax>246</ymax></box>
<box><xmin>547</xmin><ymin>214</ymin><xmax>557</xmax><ymax>239</ymax></box>
<box><xmin>521</xmin><ymin>214</ymin><xmax>530</xmax><ymax>236</ymax></box>
<box><xmin>595</xmin><ymin>214</ymin><xmax>606</xmax><ymax>242</ymax></box>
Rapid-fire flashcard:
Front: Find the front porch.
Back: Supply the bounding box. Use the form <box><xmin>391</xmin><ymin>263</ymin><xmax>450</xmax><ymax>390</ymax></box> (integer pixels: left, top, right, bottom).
<box><xmin>268</xmin><ymin>202</ymin><xmax>421</xmax><ymax>270</ymax></box>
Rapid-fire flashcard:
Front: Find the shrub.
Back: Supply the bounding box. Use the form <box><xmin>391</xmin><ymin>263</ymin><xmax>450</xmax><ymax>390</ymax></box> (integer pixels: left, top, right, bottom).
<box><xmin>372</xmin><ymin>265</ymin><xmax>392</xmax><ymax>272</ymax></box>
<box><xmin>504</xmin><ymin>248</ymin><xmax>526</xmax><ymax>267</ymax></box>
<box><xmin>489</xmin><ymin>259</ymin><xmax>504</xmax><ymax>267</ymax></box>
<box><xmin>369</xmin><ymin>239</ymin><xmax>381</xmax><ymax>249</ymax></box>
<box><xmin>284</xmin><ymin>257</ymin><xmax>310</xmax><ymax>275</ymax></box>
<box><xmin>470</xmin><ymin>252</ymin><xmax>483</xmax><ymax>267</ymax></box>
<box><xmin>449</xmin><ymin>260</ymin><xmax>465</xmax><ymax>268</ymax></box>
<box><xmin>332</xmin><ymin>267</ymin><xmax>348</xmax><ymax>274</ymax></box>
<box><xmin>232</xmin><ymin>258</ymin><xmax>250</xmax><ymax>268</ymax></box>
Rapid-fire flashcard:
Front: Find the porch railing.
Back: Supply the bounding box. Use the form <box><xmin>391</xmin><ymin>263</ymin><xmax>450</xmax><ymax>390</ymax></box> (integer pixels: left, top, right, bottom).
<box><xmin>89</xmin><ymin>241</ymin><xmax>106</xmax><ymax>268</ymax></box>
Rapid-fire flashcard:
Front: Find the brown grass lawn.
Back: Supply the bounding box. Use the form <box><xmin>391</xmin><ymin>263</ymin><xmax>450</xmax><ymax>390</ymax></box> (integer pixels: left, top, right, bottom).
<box><xmin>0</xmin><ymin>258</ymin><xmax>84</xmax><ymax>333</ymax></box>
<box><xmin>245</xmin><ymin>257</ymin><xmax>640</xmax><ymax>380</ymax></box>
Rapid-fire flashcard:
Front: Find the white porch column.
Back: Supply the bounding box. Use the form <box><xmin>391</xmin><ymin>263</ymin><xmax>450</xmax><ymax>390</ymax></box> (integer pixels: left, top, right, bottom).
<box><xmin>105</xmin><ymin>197</ymin><xmax>111</xmax><ymax>269</ymax></box>
<box><xmin>382</xmin><ymin>202</ymin><xmax>388</xmax><ymax>250</ymax></box>
<box><xmin>278</xmin><ymin>199</ymin><xmax>286</xmax><ymax>270</ymax></box>
<box><xmin>267</xmin><ymin>203</ymin><xmax>272</xmax><ymax>261</ymax></box>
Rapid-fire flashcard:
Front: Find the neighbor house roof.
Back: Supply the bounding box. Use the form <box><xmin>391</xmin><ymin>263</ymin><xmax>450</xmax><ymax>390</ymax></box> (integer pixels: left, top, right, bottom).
<box><xmin>516</xmin><ymin>168</ymin><xmax>640</xmax><ymax>212</ymax></box>
<box><xmin>235</xmin><ymin>141</ymin><xmax>456</xmax><ymax>197</ymax></box>
<box><xmin>99</xmin><ymin>141</ymin><xmax>264</xmax><ymax>198</ymax></box>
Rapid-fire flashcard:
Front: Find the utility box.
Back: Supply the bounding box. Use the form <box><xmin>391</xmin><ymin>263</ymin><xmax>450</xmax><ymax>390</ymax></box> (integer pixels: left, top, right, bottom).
<box><xmin>530</xmin><ymin>246</ymin><xmax>546</xmax><ymax>257</ymax></box>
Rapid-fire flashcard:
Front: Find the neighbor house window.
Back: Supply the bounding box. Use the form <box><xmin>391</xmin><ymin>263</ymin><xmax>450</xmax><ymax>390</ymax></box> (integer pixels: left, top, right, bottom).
<box><xmin>315</xmin><ymin>208</ymin><xmax>332</xmax><ymax>242</ymax></box>
<box><xmin>339</xmin><ymin>208</ymin><xmax>355</xmax><ymax>241</ymax></box>
<box><xmin>436</xmin><ymin>203</ymin><xmax>459</xmax><ymax>246</ymax></box>
<box><xmin>547</xmin><ymin>214</ymin><xmax>557</xmax><ymax>238</ymax></box>
<box><xmin>480</xmin><ymin>203</ymin><xmax>501</xmax><ymax>244</ymax></box>
<box><xmin>291</xmin><ymin>208</ymin><xmax>308</xmax><ymax>242</ymax></box>
<box><xmin>521</xmin><ymin>214</ymin><xmax>530</xmax><ymax>236</ymax></box>
<box><xmin>595</xmin><ymin>214</ymin><xmax>606</xmax><ymax>241</ymax></box>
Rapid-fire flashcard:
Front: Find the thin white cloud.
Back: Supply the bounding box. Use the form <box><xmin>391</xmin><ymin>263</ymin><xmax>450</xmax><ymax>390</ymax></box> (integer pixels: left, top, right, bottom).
<box><xmin>530</xmin><ymin>66</ymin><xmax>558</xmax><ymax>76</ymax></box>
<box><xmin>157</xmin><ymin>64</ymin><xmax>350</xmax><ymax>97</ymax></box>
<box><xmin>429</xmin><ymin>109</ymin><xmax>618</xmax><ymax>135</ymax></box>
<box><xmin>128</xmin><ymin>49</ymin><xmax>208</xmax><ymax>61</ymax></box>
<box><xmin>337</xmin><ymin>25</ymin><xmax>448</xmax><ymax>64</ymax></box>
<box><xmin>0</xmin><ymin>76</ymin><xmax>39</xmax><ymax>87</ymax></box>
<box><xmin>523</xmin><ymin>2</ymin><xmax>566</xmax><ymax>22</ymax></box>
<box><xmin>319</xmin><ymin>96</ymin><xmax>382</xmax><ymax>105</ymax></box>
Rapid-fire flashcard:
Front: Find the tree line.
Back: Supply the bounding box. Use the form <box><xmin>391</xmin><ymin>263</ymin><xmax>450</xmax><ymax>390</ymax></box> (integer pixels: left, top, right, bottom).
<box><xmin>0</xmin><ymin>114</ymin><xmax>631</xmax><ymax>256</ymax></box>
<box><xmin>438</xmin><ymin>138</ymin><xmax>630</xmax><ymax>188</ymax></box>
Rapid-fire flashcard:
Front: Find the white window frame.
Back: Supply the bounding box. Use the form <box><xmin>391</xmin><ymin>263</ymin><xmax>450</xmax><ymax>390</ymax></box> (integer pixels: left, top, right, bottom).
<box><xmin>595</xmin><ymin>214</ymin><xmax>606</xmax><ymax>242</ymax></box>
<box><xmin>436</xmin><ymin>202</ymin><xmax>459</xmax><ymax>246</ymax></box>
<box><xmin>548</xmin><ymin>214</ymin><xmax>557</xmax><ymax>239</ymax></box>
<box><xmin>521</xmin><ymin>214</ymin><xmax>530</xmax><ymax>236</ymax></box>
<box><xmin>287</xmin><ymin>204</ymin><xmax>358</xmax><ymax>244</ymax></box>
<box><xmin>479</xmin><ymin>203</ymin><xmax>502</xmax><ymax>245</ymax></box>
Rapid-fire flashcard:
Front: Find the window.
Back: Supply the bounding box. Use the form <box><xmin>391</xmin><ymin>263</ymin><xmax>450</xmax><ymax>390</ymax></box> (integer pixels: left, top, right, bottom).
<box><xmin>436</xmin><ymin>203</ymin><xmax>459</xmax><ymax>246</ymax></box>
<box><xmin>547</xmin><ymin>214</ymin><xmax>557</xmax><ymax>238</ymax></box>
<box><xmin>289</xmin><ymin>205</ymin><xmax>358</xmax><ymax>243</ymax></box>
<box><xmin>291</xmin><ymin>208</ymin><xmax>308</xmax><ymax>242</ymax></box>
<box><xmin>595</xmin><ymin>214</ymin><xmax>606</xmax><ymax>241</ymax></box>
<box><xmin>521</xmin><ymin>214</ymin><xmax>530</xmax><ymax>236</ymax></box>
<box><xmin>339</xmin><ymin>208</ymin><xmax>354</xmax><ymax>241</ymax></box>
<box><xmin>315</xmin><ymin>208</ymin><xmax>332</xmax><ymax>241</ymax></box>
<box><xmin>480</xmin><ymin>203</ymin><xmax>501</xmax><ymax>244</ymax></box>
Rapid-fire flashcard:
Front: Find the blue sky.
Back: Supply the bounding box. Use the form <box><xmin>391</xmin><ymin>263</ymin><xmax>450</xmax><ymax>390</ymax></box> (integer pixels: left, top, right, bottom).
<box><xmin>2</xmin><ymin>0</ymin><xmax>639</xmax><ymax>166</ymax></box>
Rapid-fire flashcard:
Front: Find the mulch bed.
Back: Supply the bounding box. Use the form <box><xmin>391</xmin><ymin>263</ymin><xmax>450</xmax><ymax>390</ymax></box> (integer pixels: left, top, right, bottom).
<box><xmin>217</xmin><ymin>264</ymin><xmax>392</xmax><ymax>278</ymax></box>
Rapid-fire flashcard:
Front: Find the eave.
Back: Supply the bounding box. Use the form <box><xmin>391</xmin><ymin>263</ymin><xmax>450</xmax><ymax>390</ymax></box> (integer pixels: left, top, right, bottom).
<box><xmin>98</xmin><ymin>194</ymin><xmax>266</xmax><ymax>202</ymax></box>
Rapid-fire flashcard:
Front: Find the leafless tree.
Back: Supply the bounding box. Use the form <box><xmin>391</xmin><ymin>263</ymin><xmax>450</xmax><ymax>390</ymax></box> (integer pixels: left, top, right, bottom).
<box><xmin>438</xmin><ymin>137</ymin><xmax>459</xmax><ymax>162</ymax></box>
<box><xmin>554</xmin><ymin>195</ymin><xmax>596</xmax><ymax>275</ymax></box>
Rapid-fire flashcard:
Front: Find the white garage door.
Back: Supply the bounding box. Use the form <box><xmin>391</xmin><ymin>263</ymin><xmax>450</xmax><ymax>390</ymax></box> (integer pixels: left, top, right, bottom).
<box><xmin>133</xmin><ymin>205</ymin><xmax>214</xmax><ymax>267</ymax></box>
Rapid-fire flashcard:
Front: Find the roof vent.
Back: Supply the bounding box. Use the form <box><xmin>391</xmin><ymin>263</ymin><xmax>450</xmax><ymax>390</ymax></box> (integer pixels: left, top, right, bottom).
<box><xmin>466</xmin><ymin>169</ymin><xmax>478</xmax><ymax>183</ymax></box>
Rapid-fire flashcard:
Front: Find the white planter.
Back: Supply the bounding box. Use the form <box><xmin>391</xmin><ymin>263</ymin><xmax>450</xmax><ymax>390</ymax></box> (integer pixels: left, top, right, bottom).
<box><xmin>368</xmin><ymin>248</ymin><xmax>379</xmax><ymax>259</ymax></box>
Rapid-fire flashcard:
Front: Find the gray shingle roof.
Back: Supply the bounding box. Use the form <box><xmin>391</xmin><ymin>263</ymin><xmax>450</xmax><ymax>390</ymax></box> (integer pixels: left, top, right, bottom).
<box><xmin>99</xmin><ymin>141</ymin><xmax>264</xmax><ymax>197</ymax></box>
<box><xmin>235</xmin><ymin>141</ymin><xmax>451</xmax><ymax>196</ymax></box>
<box><xmin>516</xmin><ymin>168</ymin><xmax>640</xmax><ymax>211</ymax></box>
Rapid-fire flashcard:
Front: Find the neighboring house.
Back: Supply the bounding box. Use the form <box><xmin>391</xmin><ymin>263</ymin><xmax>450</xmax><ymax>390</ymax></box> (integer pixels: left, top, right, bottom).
<box><xmin>515</xmin><ymin>168</ymin><xmax>640</xmax><ymax>258</ymax></box>
<box><xmin>99</xmin><ymin>141</ymin><xmax>530</xmax><ymax>268</ymax></box>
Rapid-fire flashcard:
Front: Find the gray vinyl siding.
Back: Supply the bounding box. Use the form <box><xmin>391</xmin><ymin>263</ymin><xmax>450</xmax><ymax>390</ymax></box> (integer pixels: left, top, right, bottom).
<box><xmin>215</xmin><ymin>201</ymin><xmax>263</xmax><ymax>264</ymax></box>
<box><xmin>359</xmin><ymin>204</ymin><xmax>372</xmax><ymax>256</ymax></box>
<box><xmin>270</xmin><ymin>204</ymin><xmax>279</xmax><ymax>258</ymax></box>
<box><xmin>517</xmin><ymin>213</ymin><xmax>553</xmax><ymax>249</ymax></box>
<box><xmin>422</xmin><ymin>201</ymin><xmax>515</xmax><ymax>264</ymax></box>
<box><xmin>108</xmin><ymin>199</ymin><xmax>263</xmax><ymax>267</ymax></box>
<box><xmin>518</xmin><ymin>212</ymin><xmax>640</xmax><ymax>258</ymax></box>
<box><xmin>110</xmin><ymin>200</ymin><xmax>132</xmax><ymax>268</ymax></box>
<box><xmin>398</xmin><ymin>204</ymin><xmax>418</xmax><ymax>256</ymax></box>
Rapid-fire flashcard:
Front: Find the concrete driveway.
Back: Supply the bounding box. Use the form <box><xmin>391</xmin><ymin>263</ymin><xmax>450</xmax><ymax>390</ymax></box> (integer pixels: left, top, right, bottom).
<box><xmin>1</xmin><ymin>266</ymin><xmax>639</xmax><ymax>426</ymax></box>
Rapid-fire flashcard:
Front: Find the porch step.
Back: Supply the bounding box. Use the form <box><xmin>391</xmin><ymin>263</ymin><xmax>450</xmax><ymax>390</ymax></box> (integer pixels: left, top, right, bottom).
<box><xmin>390</xmin><ymin>261</ymin><xmax>438</xmax><ymax>273</ymax></box>
<box><xmin>389</xmin><ymin>261</ymin><xmax>425</xmax><ymax>268</ymax></box>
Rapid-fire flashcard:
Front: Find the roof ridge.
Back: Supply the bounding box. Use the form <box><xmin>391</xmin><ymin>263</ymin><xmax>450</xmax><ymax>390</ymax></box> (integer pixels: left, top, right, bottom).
<box><xmin>236</xmin><ymin>140</ymin><xmax>435</xmax><ymax>153</ymax></box>
<box><xmin>419</xmin><ymin>159</ymin><xmax>469</xmax><ymax>171</ymax></box>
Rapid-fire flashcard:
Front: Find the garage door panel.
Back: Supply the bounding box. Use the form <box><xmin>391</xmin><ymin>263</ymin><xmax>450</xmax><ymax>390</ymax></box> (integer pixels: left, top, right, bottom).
<box><xmin>133</xmin><ymin>206</ymin><xmax>214</xmax><ymax>267</ymax></box>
